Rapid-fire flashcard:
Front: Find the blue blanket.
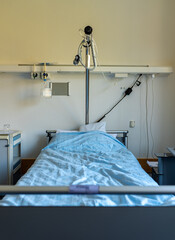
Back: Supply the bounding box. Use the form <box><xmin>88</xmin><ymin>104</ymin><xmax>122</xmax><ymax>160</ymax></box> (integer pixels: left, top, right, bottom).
<box><xmin>0</xmin><ymin>131</ymin><xmax>173</xmax><ymax>206</ymax></box>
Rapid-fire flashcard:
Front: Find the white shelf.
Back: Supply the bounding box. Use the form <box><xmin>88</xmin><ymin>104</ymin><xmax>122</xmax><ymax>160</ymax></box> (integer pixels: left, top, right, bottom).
<box><xmin>0</xmin><ymin>64</ymin><xmax>173</xmax><ymax>76</ymax></box>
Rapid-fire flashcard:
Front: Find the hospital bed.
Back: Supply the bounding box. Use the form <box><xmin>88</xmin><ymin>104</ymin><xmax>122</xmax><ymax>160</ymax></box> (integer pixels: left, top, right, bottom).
<box><xmin>0</xmin><ymin>130</ymin><xmax>175</xmax><ymax>239</ymax></box>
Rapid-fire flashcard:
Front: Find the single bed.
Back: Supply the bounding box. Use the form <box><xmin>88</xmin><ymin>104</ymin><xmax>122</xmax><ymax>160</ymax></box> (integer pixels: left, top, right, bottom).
<box><xmin>0</xmin><ymin>130</ymin><xmax>173</xmax><ymax>206</ymax></box>
<box><xmin>1</xmin><ymin>130</ymin><xmax>175</xmax><ymax>240</ymax></box>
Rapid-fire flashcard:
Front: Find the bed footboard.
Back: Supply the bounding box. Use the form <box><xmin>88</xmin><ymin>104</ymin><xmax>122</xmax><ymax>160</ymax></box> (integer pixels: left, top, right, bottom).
<box><xmin>0</xmin><ymin>206</ymin><xmax>175</xmax><ymax>240</ymax></box>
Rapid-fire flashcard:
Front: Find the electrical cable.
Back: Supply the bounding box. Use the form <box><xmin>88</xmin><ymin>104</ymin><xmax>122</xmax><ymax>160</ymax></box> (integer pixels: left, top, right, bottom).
<box><xmin>96</xmin><ymin>57</ymin><xmax>108</xmax><ymax>83</ymax></box>
<box><xmin>79</xmin><ymin>28</ymin><xmax>85</xmax><ymax>38</ymax></box>
<box><xmin>139</xmin><ymin>80</ymin><xmax>142</xmax><ymax>157</ymax></box>
<box><xmin>91</xmin><ymin>39</ymin><xmax>116</xmax><ymax>84</ymax></box>
<box><xmin>96</xmin><ymin>74</ymin><xmax>143</xmax><ymax>122</ymax></box>
<box><xmin>150</xmin><ymin>77</ymin><xmax>155</xmax><ymax>158</ymax></box>
<box><xmin>145</xmin><ymin>77</ymin><xmax>149</xmax><ymax>159</ymax></box>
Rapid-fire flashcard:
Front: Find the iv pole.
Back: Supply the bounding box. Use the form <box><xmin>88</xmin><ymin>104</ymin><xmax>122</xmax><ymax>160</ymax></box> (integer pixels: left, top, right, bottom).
<box><xmin>85</xmin><ymin>46</ymin><xmax>90</xmax><ymax>124</ymax></box>
<box><xmin>73</xmin><ymin>26</ymin><xmax>97</xmax><ymax>124</ymax></box>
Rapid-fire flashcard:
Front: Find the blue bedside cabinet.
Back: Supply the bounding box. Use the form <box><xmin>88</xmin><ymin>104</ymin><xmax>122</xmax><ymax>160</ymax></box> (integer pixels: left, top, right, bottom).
<box><xmin>155</xmin><ymin>153</ymin><xmax>175</xmax><ymax>185</ymax></box>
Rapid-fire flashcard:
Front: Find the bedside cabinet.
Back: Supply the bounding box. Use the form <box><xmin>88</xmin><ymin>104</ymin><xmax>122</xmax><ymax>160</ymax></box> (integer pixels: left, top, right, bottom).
<box><xmin>0</xmin><ymin>130</ymin><xmax>21</xmax><ymax>185</ymax></box>
<box><xmin>155</xmin><ymin>153</ymin><xmax>175</xmax><ymax>185</ymax></box>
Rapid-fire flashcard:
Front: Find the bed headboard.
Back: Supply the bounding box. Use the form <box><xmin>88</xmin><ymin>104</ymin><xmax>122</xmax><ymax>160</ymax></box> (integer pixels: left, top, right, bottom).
<box><xmin>107</xmin><ymin>130</ymin><xmax>128</xmax><ymax>147</ymax></box>
<box><xmin>46</xmin><ymin>130</ymin><xmax>128</xmax><ymax>147</ymax></box>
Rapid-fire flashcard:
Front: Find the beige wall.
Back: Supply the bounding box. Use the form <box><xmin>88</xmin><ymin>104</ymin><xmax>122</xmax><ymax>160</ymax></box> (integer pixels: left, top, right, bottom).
<box><xmin>0</xmin><ymin>0</ymin><xmax>175</xmax><ymax>65</ymax></box>
<box><xmin>0</xmin><ymin>0</ymin><xmax>174</xmax><ymax>158</ymax></box>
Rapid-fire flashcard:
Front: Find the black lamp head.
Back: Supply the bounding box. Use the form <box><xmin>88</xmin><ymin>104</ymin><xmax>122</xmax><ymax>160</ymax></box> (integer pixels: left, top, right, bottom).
<box><xmin>84</xmin><ymin>26</ymin><xmax>93</xmax><ymax>35</ymax></box>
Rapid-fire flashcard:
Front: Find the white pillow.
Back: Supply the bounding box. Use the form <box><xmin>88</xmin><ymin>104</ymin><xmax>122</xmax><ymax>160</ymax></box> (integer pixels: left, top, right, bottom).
<box><xmin>79</xmin><ymin>122</ymin><xmax>106</xmax><ymax>132</ymax></box>
<box><xmin>57</xmin><ymin>129</ymin><xmax>78</xmax><ymax>133</ymax></box>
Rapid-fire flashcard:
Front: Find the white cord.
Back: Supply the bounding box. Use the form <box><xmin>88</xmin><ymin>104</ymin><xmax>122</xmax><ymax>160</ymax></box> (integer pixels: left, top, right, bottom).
<box><xmin>96</xmin><ymin>58</ymin><xmax>109</xmax><ymax>82</ymax></box>
<box><xmin>79</xmin><ymin>29</ymin><xmax>85</xmax><ymax>38</ymax></box>
<box><xmin>93</xmin><ymin>40</ymin><xmax>109</xmax><ymax>83</ymax></box>
<box><xmin>145</xmin><ymin>77</ymin><xmax>149</xmax><ymax>159</ymax></box>
<box><xmin>150</xmin><ymin>77</ymin><xmax>155</xmax><ymax>158</ymax></box>
<box><xmin>139</xmin><ymin>81</ymin><xmax>142</xmax><ymax>157</ymax></box>
<box><xmin>92</xmin><ymin>38</ymin><xmax>99</xmax><ymax>56</ymax></box>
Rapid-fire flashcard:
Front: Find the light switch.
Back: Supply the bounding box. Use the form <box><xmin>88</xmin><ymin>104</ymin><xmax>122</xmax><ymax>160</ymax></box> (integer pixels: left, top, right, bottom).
<box><xmin>129</xmin><ymin>120</ymin><xmax>135</xmax><ymax>128</ymax></box>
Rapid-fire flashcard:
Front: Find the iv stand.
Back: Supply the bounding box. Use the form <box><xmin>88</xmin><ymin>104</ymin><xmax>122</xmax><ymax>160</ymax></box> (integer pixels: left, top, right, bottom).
<box><xmin>85</xmin><ymin>47</ymin><xmax>90</xmax><ymax>124</ymax></box>
<box><xmin>73</xmin><ymin>26</ymin><xmax>97</xmax><ymax>125</ymax></box>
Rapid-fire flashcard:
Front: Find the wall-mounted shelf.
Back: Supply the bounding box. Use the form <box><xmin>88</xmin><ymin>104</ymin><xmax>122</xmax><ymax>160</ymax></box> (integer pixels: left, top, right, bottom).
<box><xmin>0</xmin><ymin>65</ymin><xmax>173</xmax><ymax>76</ymax></box>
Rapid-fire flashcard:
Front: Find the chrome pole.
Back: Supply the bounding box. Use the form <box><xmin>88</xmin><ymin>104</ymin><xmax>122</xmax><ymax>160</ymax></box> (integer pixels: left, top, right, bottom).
<box><xmin>85</xmin><ymin>47</ymin><xmax>90</xmax><ymax>124</ymax></box>
<box><xmin>85</xmin><ymin>68</ymin><xmax>89</xmax><ymax>124</ymax></box>
<box><xmin>73</xmin><ymin>26</ymin><xmax>96</xmax><ymax>124</ymax></box>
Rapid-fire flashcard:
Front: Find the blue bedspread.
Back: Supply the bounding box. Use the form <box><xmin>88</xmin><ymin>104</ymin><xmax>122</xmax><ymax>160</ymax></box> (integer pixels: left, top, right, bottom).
<box><xmin>0</xmin><ymin>131</ymin><xmax>173</xmax><ymax>206</ymax></box>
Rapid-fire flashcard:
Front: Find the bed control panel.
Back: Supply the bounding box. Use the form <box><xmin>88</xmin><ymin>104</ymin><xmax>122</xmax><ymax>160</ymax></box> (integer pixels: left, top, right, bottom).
<box><xmin>46</xmin><ymin>130</ymin><xmax>128</xmax><ymax>147</ymax></box>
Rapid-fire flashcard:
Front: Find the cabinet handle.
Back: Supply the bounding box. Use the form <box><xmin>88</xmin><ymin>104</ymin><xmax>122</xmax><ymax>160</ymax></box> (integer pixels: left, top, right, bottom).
<box><xmin>5</xmin><ymin>144</ymin><xmax>9</xmax><ymax>147</ymax></box>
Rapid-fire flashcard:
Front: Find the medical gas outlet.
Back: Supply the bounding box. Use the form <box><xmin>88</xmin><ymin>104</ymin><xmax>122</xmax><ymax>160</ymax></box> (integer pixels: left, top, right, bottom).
<box><xmin>31</xmin><ymin>72</ymin><xmax>40</xmax><ymax>80</ymax></box>
<box><xmin>31</xmin><ymin>72</ymin><xmax>51</xmax><ymax>80</ymax></box>
<box><xmin>40</xmin><ymin>72</ymin><xmax>50</xmax><ymax>80</ymax></box>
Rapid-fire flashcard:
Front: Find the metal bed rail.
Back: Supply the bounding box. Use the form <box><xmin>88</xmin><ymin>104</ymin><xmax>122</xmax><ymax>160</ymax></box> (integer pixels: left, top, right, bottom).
<box><xmin>0</xmin><ymin>185</ymin><xmax>175</xmax><ymax>195</ymax></box>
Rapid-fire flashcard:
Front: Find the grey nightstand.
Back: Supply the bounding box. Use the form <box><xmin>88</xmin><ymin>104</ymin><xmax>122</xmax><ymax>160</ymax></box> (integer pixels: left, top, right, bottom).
<box><xmin>0</xmin><ymin>130</ymin><xmax>21</xmax><ymax>185</ymax></box>
<box><xmin>155</xmin><ymin>153</ymin><xmax>175</xmax><ymax>185</ymax></box>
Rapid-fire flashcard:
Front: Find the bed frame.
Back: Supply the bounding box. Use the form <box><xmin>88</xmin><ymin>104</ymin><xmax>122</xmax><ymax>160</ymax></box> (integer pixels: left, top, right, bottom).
<box><xmin>0</xmin><ymin>132</ymin><xmax>175</xmax><ymax>239</ymax></box>
<box><xmin>0</xmin><ymin>186</ymin><xmax>175</xmax><ymax>240</ymax></box>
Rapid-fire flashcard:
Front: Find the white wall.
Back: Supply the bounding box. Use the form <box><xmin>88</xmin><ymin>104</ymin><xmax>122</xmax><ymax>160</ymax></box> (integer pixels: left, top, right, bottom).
<box><xmin>0</xmin><ymin>0</ymin><xmax>174</xmax><ymax>158</ymax></box>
